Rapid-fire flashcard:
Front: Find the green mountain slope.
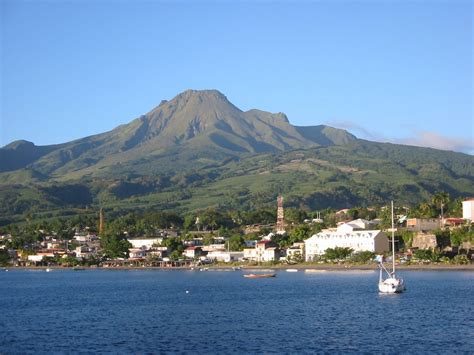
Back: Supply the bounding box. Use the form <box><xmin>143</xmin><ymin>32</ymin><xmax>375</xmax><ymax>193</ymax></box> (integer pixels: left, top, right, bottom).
<box><xmin>0</xmin><ymin>89</ymin><xmax>472</xmax><ymax>225</ymax></box>
<box><xmin>0</xmin><ymin>90</ymin><xmax>355</xmax><ymax>178</ymax></box>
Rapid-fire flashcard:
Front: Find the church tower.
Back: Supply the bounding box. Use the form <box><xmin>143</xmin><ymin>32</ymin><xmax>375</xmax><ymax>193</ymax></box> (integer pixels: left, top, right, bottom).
<box><xmin>99</xmin><ymin>208</ymin><xmax>105</xmax><ymax>235</ymax></box>
<box><xmin>276</xmin><ymin>195</ymin><xmax>285</xmax><ymax>234</ymax></box>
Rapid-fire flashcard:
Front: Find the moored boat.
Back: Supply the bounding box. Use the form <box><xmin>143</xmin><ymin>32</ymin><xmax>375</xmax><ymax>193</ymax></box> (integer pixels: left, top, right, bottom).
<box><xmin>243</xmin><ymin>273</ymin><xmax>276</xmax><ymax>278</ymax></box>
<box><xmin>377</xmin><ymin>201</ymin><xmax>406</xmax><ymax>294</ymax></box>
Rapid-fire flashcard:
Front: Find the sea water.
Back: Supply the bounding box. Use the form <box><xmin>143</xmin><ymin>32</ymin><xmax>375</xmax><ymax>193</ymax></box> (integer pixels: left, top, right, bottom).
<box><xmin>0</xmin><ymin>269</ymin><xmax>472</xmax><ymax>353</ymax></box>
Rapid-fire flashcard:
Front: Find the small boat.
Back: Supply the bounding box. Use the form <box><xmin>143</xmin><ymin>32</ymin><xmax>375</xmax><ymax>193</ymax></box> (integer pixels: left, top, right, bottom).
<box><xmin>243</xmin><ymin>273</ymin><xmax>276</xmax><ymax>278</ymax></box>
<box><xmin>378</xmin><ymin>201</ymin><xmax>406</xmax><ymax>294</ymax></box>
<box><xmin>45</xmin><ymin>268</ymin><xmax>52</xmax><ymax>272</ymax></box>
<box><xmin>286</xmin><ymin>269</ymin><xmax>298</xmax><ymax>272</ymax></box>
<box><xmin>73</xmin><ymin>267</ymin><xmax>85</xmax><ymax>271</ymax></box>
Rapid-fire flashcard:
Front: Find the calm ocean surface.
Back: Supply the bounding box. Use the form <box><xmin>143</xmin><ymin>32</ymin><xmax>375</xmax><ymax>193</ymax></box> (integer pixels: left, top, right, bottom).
<box><xmin>0</xmin><ymin>269</ymin><xmax>473</xmax><ymax>354</ymax></box>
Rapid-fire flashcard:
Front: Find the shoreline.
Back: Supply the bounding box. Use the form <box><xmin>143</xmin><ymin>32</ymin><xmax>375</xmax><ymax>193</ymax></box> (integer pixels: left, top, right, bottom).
<box><xmin>5</xmin><ymin>263</ymin><xmax>474</xmax><ymax>272</ymax></box>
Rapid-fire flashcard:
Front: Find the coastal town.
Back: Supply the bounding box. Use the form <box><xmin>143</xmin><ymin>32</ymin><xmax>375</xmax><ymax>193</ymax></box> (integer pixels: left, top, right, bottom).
<box><xmin>1</xmin><ymin>196</ymin><xmax>473</xmax><ymax>269</ymax></box>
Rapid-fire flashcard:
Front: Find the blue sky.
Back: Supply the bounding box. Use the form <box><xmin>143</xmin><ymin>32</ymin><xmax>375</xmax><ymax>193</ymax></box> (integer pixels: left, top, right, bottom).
<box><xmin>1</xmin><ymin>0</ymin><xmax>472</xmax><ymax>153</ymax></box>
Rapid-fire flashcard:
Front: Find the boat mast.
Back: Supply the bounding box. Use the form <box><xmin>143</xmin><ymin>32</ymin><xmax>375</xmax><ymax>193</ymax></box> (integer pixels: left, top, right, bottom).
<box><xmin>391</xmin><ymin>201</ymin><xmax>395</xmax><ymax>274</ymax></box>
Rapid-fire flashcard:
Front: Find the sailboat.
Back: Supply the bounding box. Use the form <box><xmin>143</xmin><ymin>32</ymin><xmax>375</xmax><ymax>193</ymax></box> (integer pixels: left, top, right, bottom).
<box><xmin>378</xmin><ymin>201</ymin><xmax>405</xmax><ymax>294</ymax></box>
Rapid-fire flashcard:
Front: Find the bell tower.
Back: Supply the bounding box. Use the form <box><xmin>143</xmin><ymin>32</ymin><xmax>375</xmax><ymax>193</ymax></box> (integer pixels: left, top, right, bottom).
<box><xmin>276</xmin><ymin>195</ymin><xmax>285</xmax><ymax>234</ymax></box>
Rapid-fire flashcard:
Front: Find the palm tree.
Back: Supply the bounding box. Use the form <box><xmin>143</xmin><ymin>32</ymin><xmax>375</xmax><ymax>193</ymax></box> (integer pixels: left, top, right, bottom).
<box><xmin>418</xmin><ymin>202</ymin><xmax>433</xmax><ymax>218</ymax></box>
<box><xmin>432</xmin><ymin>192</ymin><xmax>450</xmax><ymax>227</ymax></box>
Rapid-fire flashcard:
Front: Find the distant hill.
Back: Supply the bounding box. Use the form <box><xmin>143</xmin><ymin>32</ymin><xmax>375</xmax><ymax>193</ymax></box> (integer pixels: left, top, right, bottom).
<box><xmin>0</xmin><ymin>89</ymin><xmax>472</xmax><ymax>225</ymax></box>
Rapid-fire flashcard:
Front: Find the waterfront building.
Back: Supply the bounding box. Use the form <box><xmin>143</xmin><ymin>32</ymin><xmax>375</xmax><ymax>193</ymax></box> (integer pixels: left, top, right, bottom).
<box><xmin>129</xmin><ymin>248</ymin><xmax>149</xmax><ymax>259</ymax></box>
<box><xmin>75</xmin><ymin>246</ymin><xmax>98</xmax><ymax>259</ymax></box>
<box><xmin>183</xmin><ymin>246</ymin><xmax>204</xmax><ymax>259</ymax></box>
<box><xmin>304</xmin><ymin>225</ymin><xmax>389</xmax><ymax>261</ymax></box>
<box><xmin>243</xmin><ymin>240</ymin><xmax>279</xmax><ymax>262</ymax></box>
<box><xmin>206</xmin><ymin>250</ymin><xmax>244</xmax><ymax>262</ymax></box>
<box><xmin>286</xmin><ymin>242</ymin><xmax>305</xmax><ymax>259</ymax></box>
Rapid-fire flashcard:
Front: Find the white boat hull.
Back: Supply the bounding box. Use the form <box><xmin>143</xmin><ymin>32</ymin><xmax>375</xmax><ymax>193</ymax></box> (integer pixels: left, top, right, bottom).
<box><xmin>378</xmin><ymin>277</ymin><xmax>405</xmax><ymax>293</ymax></box>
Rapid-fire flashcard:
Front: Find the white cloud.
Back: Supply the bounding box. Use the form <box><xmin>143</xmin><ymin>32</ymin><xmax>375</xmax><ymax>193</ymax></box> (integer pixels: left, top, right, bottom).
<box><xmin>327</xmin><ymin>121</ymin><xmax>473</xmax><ymax>155</ymax></box>
<box><xmin>395</xmin><ymin>131</ymin><xmax>474</xmax><ymax>155</ymax></box>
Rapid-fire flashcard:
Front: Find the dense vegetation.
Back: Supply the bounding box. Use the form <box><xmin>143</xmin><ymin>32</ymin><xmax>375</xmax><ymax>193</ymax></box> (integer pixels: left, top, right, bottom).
<box><xmin>0</xmin><ymin>140</ymin><xmax>472</xmax><ymax>226</ymax></box>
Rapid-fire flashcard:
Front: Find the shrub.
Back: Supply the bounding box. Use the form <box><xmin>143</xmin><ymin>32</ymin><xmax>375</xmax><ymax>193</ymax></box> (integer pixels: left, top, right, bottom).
<box><xmin>452</xmin><ymin>255</ymin><xmax>470</xmax><ymax>265</ymax></box>
<box><xmin>350</xmin><ymin>251</ymin><xmax>375</xmax><ymax>263</ymax></box>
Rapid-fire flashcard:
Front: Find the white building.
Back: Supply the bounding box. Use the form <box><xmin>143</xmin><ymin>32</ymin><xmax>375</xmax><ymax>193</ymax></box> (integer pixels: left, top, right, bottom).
<box><xmin>129</xmin><ymin>248</ymin><xmax>148</xmax><ymax>259</ymax></box>
<box><xmin>75</xmin><ymin>246</ymin><xmax>97</xmax><ymax>259</ymax></box>
<box><xmin>337</xmin><ymin>218</ymin><xmax>372</xmax><ymax>232</ymax></box>
<box><xmin>73</xmin><ymin>233</ymin><xmax>96</xmax><ymax>243</ymax></box>
<box><xmin>305</xmin><ymin>227</ymin><xmax>389</xmax><ymax>261</ymax></box>
<box><xmin>206</xmin><ymin>251</ymin><xmax>244</xmax><ymax>262</ymax></box>
<box><xmin>128</xmin><ymin>238</ymin><xmax>163</xmax><ymax>249</ymax></box>
<box><xmin>286</xmin><ymin>242</ymin><xmax>305</xmax><ymax>259</ymax></box>
<box><xmin>183</xmin><ymin>246</ymin><xmax>204</xmax><ymax>259</ymax></box>
<box><xmin>243</xmin><ymin>240</ymin><xmax>279</xmax><ymax>262</ymax></box>
<box><xmin>462</xmin><ymin>199</ymin><xmax>474</xmax><ymax>221</ymax></box>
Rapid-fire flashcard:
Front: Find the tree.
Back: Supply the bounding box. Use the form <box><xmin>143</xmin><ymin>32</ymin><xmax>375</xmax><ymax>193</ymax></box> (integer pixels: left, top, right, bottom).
<box><xmin>432</xmin><ymin>192</ymin><xmax>450</xmax><ymax>224</ymax></box>
<box><xmin>450</xmin><ymin>227</ymin><xmax>472</xmax><ymax>247</ymax></box>
<box><xmin>59</xmin><ymin>255</ymin><xmax>79</xmax><ymax>267</ymax></box>
<box><xmin>0</xmin><ymin>249</ymin><xmax>11</xmax><ymax>266</ymax></box>
<box><xmin>272</xmin><ymin>233</ymin><xmax>290</xmax><ymax>248</ymax></box>
<box><xmin>324</xmin><ymin>247</ymin><xmax>353</xmax><ymax>260</ymax></box>
<box><xmin>288</xmin><ymin>225</ymin><xmax>310</xmax><ymax>245</ymax></box>
<box><xmin>285</xmin><ymin>208</ymin><xmax>307</xmax><ymax>225</ymax></box>
<box><xmin>447</xmin><ymin>198</ymin><xmax>463</xmax><ymax>218</ymax></box>
<box><xmin>416</xmin><ymin>202</ymin><xmax>436</xmax><ymax>218</ymax></box>
<box><xmin>348</xmin><ymin>208</ymin><xmax>359</xmax><ymax>220</ymax></box>
<box><xmin>100</xmin><ymin>232</ymin><xmax>132</xmax><ymax>259</ymax></box>
<box><xmin>350</xmin><ymin>251</ymin><xmax>375</xmax><ymax>263</ymax></box>
<box><xmin>161</xmin><ymin>237</ymin><xmax>184</xmax><ymax>254</ymax></box>
<box><xmin>183</xmin><ymin>215</ymin><xmax>195</xmax><ymax>231</ymax></box>
<box><xmin>202</xmin><ymin>234</ymin><xmax>215</xmax><ymax>246</ymax></box>
<box><xmin>398</xmin><ymin>231</ymin><xmax>414</xmax><ymax>249</ymax></box>
<box><xmin>169</xmin><ymin>250</ymin><xmax>182</xmax><ymax>261</ymax></box>
<box><xmin>228</xmin><ymin>234</ymin><xmax>244</xmax><ymax>251</ymax></box>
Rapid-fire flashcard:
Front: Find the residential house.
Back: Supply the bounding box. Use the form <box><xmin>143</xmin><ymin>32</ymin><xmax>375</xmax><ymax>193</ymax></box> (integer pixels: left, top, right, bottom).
<box><xmin>286</xmin><ymin>242</ymin><xmax>305</xmax><ymax>259</ymax></box>
<box><xmin>244</xmin><ymin>240</ymin><xmax>279</xmax><ymax>262</ymax></box>
<box><xmin>73</xmin><ymin>233</ymin><xmax>96</xmax><ymax>243</ymax></box>
<box><xmin>183</xmin><ymin>246</ymin><xmax>205</xmax><ymax>259</ymax></box>
<box><xmin>75</xmin><ymin>246</ymin><xmax>97</xmax><ymax>259</ymax></box>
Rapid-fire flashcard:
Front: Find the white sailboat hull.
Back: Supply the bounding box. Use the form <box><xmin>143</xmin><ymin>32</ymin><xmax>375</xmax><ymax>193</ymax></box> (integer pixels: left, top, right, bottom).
<box><xmin>378</xmin><ymin>277</ymin><xmax>405</xmax><ymax>294</ymax></box>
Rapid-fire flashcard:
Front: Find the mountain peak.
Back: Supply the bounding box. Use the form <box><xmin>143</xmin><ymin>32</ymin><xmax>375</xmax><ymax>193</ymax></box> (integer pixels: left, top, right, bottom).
<box><xmin>3</xmin><ymin>140</ymin><xmax>35</xmax><ymax>150</ymax></box>
<box><xmin>173</xmin><ymin>89</ymin><xmax>228</xmax><ymax>101</ymax></box>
